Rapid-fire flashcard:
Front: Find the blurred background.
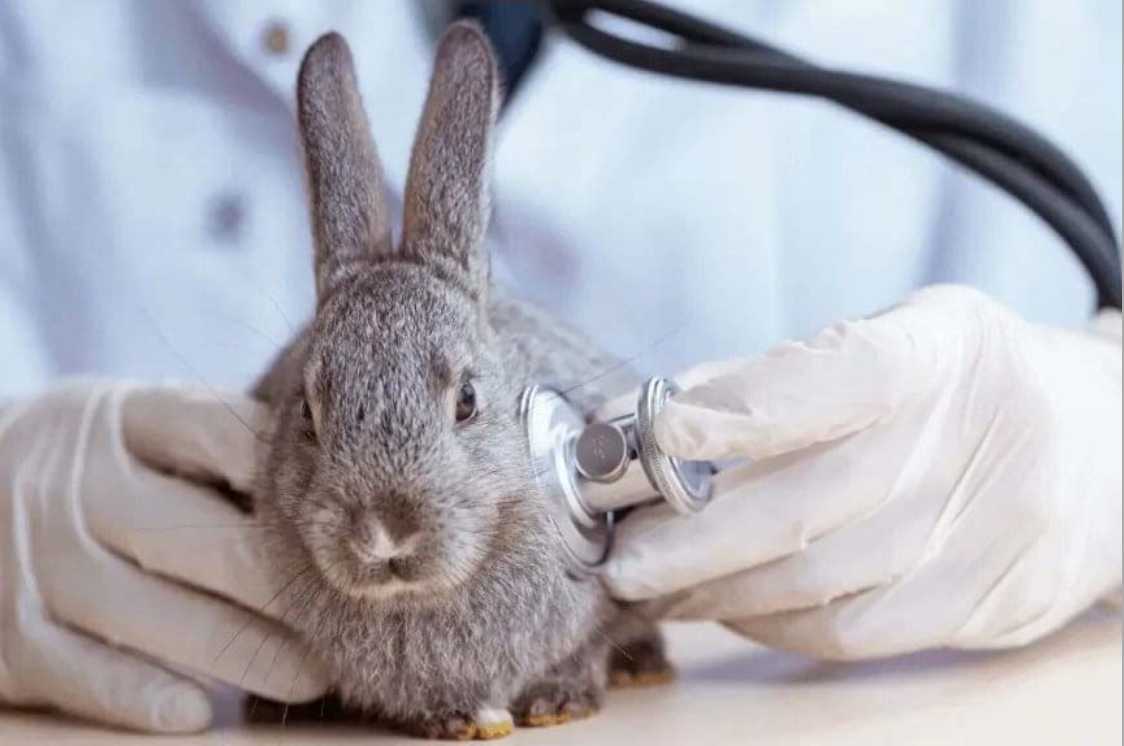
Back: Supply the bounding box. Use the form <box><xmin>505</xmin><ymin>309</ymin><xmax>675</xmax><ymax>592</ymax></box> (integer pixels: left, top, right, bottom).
<box><xmin>1</xmin><ymin>0</ymin><xmax>1120</xmax><ymax>397</ymax></box>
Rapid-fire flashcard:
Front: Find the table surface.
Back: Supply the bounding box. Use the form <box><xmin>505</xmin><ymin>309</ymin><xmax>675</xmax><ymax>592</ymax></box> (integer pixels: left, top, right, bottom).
<box><xmin>2</xmin><ymin>608</ymin><xmax>1120</xmax><ymax>745</ymax></box>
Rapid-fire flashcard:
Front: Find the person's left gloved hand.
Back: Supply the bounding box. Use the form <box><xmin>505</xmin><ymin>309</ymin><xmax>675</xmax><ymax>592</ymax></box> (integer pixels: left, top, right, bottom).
<box><xmin>0</xmin><ymin>381</ymin><xmax>329</xmax><ymax>733</ymax></box>
<box><xmin>603</xmin><ymin>285</ymin><xmax>1122</xmax><ymax>659</ymax></box>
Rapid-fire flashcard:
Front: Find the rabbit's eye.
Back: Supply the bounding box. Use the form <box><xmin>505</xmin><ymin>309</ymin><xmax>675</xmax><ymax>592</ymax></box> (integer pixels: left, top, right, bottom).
<box><xmin>301</xmin><ymin>398</ymin><xmax>317</xmax><ymax>441</ymax></box>
<box><xmin>455</xmin><ymin>381</ymin><xmax>477</xmax><ymax>424</ymax></box>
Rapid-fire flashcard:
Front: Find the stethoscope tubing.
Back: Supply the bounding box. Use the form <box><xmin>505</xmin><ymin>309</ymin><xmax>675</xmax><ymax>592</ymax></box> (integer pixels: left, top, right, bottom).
<box><xmin>545</xmin><ymin>0</ymin><xmax>1122</xmax><ymax>309</ymax></box>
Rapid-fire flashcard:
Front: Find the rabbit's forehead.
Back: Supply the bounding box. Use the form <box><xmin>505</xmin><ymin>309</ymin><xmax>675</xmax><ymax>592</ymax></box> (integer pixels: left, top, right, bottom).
<box><xmin>309</xmin><ymin>272</ymin><xmax>480</xmax><ymax>392</ymax></box>
<box><xmin>327</xmin><ymin>274</ymin><xmax>474</xmax><ymax>342</ymax></box>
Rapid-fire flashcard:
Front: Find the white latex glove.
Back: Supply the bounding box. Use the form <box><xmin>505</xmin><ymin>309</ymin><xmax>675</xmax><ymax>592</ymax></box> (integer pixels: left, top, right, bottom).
<box><xmin>0</xmin><ymin>380</ymin><xmax>329</xmax><ymax>733</ymax></box>
<box><xmin>605</xmin><ymin>285</ymin><xmax>1122</xmax><ymax>659</ymax></box>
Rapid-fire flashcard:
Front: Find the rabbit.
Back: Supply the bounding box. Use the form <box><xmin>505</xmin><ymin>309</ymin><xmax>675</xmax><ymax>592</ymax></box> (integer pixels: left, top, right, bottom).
<box><xmin>247</xmin><ymin>22</ymin><xmax>672</xmax><ymax>740</ymax></box>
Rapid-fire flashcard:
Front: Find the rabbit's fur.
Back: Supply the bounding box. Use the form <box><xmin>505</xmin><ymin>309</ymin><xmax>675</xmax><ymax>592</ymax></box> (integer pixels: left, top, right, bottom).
<box><xmin>250</xmin><ymin>24</ymin><xmax>669</xmax><ymax>739</ymax></box>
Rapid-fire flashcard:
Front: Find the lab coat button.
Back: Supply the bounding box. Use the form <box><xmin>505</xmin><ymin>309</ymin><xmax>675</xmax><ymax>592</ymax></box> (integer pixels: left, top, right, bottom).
<box><xmin>207</xmin><ymin>193</ymin><xmax>247</xmax><ymax>244</ymax></box>
<box><xmin>262</xmin><ymin>20</ymin><xmax>290</xmax><ymax>56</ymax></box>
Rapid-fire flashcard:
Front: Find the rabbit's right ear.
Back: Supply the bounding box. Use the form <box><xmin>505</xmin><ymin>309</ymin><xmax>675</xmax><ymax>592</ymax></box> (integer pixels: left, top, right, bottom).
<box><xmin>400</xmin><ymin>22</ymin><xmax>500</xmax><ymax>303</ymax></box>
<box><xmin>298</xmin><ymin>33</ymin><xmax>392</xmax><ymax>300</ymax></box>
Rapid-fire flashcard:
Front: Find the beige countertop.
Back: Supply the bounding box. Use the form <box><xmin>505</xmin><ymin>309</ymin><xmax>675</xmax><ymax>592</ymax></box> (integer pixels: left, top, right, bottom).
<box><xmin>2</xmin><ymin>607</ymin><xmax>1120</xmax><ymax>745</ymax></box>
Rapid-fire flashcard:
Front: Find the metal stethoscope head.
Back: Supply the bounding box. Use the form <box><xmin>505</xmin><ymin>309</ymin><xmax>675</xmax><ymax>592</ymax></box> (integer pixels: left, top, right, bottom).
<box><xmin>519</xmin><ymin>377</ymin><xmax>714</xmax><ymax>573</ymax></box>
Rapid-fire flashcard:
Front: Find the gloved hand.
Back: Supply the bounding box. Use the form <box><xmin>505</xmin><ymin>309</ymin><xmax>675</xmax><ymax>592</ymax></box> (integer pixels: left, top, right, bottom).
<box><xmin>0</xmin><ymin>380</ymin><xmax>329</xmax><ymax>733</ymax></box>
<box><xmin>605</xmin><ymin>285</ymin><xmax>1122</xmax><ymax>659</ymax></box>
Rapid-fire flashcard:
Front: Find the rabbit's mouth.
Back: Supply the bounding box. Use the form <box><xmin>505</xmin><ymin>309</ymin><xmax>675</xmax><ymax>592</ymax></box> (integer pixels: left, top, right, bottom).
<box><xmin>300</xmin><ymin>525</ymin><xmax>478</xmax><ymax>604</ymax></box>
<box><xmin>313</xmin><ymin>549</ymin><xmax>433</xmax><ymax>601</ymax></box>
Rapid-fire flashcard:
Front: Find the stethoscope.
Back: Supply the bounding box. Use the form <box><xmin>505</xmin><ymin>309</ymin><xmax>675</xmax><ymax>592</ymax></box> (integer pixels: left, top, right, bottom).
<box><xmin>479</xmin><ymin>0</ymin><xmax>1122</xmax><ymax>573</ymax></box>
<box><xmin>520</xmin><ymin>378</ymin><xmax>714</xmax><ymax>572</ymax></box>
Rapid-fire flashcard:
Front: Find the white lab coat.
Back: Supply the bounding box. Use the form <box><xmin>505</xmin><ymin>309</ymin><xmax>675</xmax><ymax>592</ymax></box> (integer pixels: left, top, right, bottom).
<box><xmin>1</xmin><ymin>0</ymin><xmax>1120</xmax><ymax>398</ymax></box>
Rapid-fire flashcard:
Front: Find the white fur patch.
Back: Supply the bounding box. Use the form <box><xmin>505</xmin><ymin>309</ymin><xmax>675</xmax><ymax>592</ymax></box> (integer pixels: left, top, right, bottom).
<box><xmin>474</xmin><ymin>706</ymin><xmax>513</xmax><ymax>728</ymax></box>
<box><xmin>355</xmin><ymin>576</ymin><xmax>413</xmax><ymax>599</ymax></box>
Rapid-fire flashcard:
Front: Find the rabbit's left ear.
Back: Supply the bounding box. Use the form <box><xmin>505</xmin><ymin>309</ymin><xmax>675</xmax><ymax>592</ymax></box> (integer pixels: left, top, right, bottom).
<box><xmin>297</xmin><ymin>32</ymin><xmax>394</xmax><ymax>301</ymax></box>
<box><xmin>401</xmin><ymin>21</ymin><xmax>501</xmax><ymax>302</ymax></box>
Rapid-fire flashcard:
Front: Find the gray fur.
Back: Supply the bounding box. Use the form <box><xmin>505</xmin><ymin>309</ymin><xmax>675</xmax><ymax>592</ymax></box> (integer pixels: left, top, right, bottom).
<box><xmin>401</xmin><ymin>22</ymin><xmax>499</xmax><ymax>301</ymax></box>
<box><xmin>252</xmin><ymin>23</ymin><xmax>665</xmax><ymax>735</ymax></box>
<box><xmin>297</xmin><ymin>32</ymin><xmax>394</xmax><ymax>298</ymax></box>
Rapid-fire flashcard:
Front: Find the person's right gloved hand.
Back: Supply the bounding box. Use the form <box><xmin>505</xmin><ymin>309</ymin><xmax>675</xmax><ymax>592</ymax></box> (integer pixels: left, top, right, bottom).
<box><xmin>0</xmin><ymin>380</ymin><xmax>330</xmax><ymax>733</ymax></box>
<box><xmin>605</xmin><ymin>286</ymin><xmax>1121</xmax><ymax>659</ymax></box>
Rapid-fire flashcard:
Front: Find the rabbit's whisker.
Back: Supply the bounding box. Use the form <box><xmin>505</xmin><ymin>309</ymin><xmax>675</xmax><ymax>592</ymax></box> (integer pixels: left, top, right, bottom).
<box><xmin>560</xmin><ymin>319</ymin><xmax>692</xmax><ymax>397</ymax></box>
<box><xmin>139</xmin><ymin>305</ymin><xmax>270</xmax><ymax>444</ymax></box>
<box><xmin>212</xmin><ymin>564</ymin><xmax>315</xmax><ymax>665</ymax></box>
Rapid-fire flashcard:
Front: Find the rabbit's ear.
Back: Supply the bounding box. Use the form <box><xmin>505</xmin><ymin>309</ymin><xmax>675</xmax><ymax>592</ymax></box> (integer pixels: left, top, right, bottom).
<box><xmin>298</xmin><ymin>32</ymin><xmax>393</xmax><ymax>300</ymax></box>
<box><xmin>401</xmin><ymin>21</ymin><xmax>501</xmax><ymax>302</ymax></box>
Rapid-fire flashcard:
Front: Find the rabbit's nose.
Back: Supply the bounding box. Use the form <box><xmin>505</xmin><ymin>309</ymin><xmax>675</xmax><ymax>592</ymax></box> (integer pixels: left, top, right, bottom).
<box><xmin>347</xmin><ymin>510</ymin><xmax>420</xmax><ymax>565</ymax></box>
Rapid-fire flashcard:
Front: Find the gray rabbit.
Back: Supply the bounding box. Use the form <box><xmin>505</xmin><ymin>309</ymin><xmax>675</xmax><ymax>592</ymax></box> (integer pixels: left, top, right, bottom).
<box><xmin>248</xmin><ymin>22</ymin><xmax>671</xmax><ymax>740</ymax></box>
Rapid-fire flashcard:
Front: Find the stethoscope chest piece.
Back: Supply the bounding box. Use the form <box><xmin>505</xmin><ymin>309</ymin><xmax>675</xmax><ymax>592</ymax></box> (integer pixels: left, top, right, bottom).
<box><xmin>520</xmin><ymin>377</ymin><xmax>714</xmax><ymax>574</ymax></box>
<box><xmin>519</xmin><ymin>384</ymin><xmax>612</xmax><ymax>572</ymax></box>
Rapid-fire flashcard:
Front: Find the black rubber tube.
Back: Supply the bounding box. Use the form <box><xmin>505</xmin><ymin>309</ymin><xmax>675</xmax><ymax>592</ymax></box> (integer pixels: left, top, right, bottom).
<box><xmin>556</xmin><ymin>0</ymin><xmax>1118</xmax><ymax>239</ymax></box>
<box><xmin>546</xmin><ymin>0</ymin><xmax>1122</xmax><ymax>309</ymax></box>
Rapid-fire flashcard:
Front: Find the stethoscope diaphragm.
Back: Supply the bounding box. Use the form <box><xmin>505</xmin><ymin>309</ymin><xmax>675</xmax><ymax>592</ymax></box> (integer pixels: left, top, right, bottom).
<box><xmin>519</xmin><ymin>377</ymin><xmax>714</xmax><ymax>573</ymax></box>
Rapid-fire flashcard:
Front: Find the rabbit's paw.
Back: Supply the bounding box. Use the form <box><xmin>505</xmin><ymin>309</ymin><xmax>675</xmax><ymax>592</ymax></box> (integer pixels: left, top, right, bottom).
<box><xmin>608</xmin><ymin>636</ymin><xmax>675</xmax><ymax>688</ymax></box>
<box><xmin>512</xmin><ymin>678</ymin><xmax>600</xmax><ymax>728</ymax></box>
<box><xmin>400</xmin><ymin>707</ymin><xmax>513</xmax><ymax>741</ymax></box>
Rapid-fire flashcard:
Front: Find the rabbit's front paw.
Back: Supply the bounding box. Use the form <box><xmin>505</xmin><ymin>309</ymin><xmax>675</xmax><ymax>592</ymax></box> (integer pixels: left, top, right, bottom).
<box><xmin>399</xmin><ymin>707</ymin><xmax>513</xmax><ymax>741</ymax></box>
<box><xmin>608</xmin><ymin>635</ymin><xmax>675</xmax><ymax>688</ymax></box>
<box><xmin>512</xmin><ymin>671</ymin><xmax>601</xmax><ymax>728</ymax></box>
